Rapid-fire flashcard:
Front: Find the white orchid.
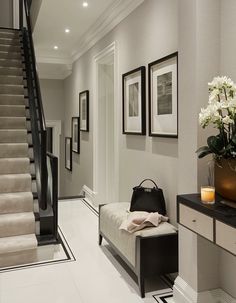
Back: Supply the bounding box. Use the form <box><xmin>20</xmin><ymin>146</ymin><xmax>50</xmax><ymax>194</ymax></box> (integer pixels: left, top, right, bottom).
<box><xmin>222</xmin><ymin>115</ymin><xmax>234</xmax><ymax>125</ymax></box>
<box><xmin>197</xmin><ymin>76</ymin><xmax>236</xmax><ymax>159</ymax></box>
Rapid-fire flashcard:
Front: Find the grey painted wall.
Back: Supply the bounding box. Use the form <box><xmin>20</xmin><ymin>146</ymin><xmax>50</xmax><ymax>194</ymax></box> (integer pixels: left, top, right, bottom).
<box><xmin>176</xmin><ymin>0</ymin><xmax>236</xmax><ymax>299</ymax></box>
<box><xmin>218</xmin><ymin>0</ymin><xmax>236</xmax><ymax>298</ymax></box>
<box><xmin>40</xmin><ymin>79</ymin><xmax>65</xmax><ymax>196</ymax></box>
<box><xmin>39</xmin><ymin>0</ymin><xmax>236</xmax><ymax>298</ymax></box>
<box><xmin>30</xmin><ymin>0</ymin><xmax>42</xmax><ymax>30</ymax></box>
<box><xmin>62</xmin><ymin>0</ymin><xmax>179</xmax><ymax>224</ymax></box>
<box><xmin>0</xmin><ymin>0</ymin><xmax>13</xmax><ymax>28</ymax></box>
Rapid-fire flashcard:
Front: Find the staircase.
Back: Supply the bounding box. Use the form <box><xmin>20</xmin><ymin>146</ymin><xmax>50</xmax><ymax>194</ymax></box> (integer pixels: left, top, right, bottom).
<box><xmin>0</xmin><ymin>28</ymin><xmax>38</xmax><ymax>267</ymax></box>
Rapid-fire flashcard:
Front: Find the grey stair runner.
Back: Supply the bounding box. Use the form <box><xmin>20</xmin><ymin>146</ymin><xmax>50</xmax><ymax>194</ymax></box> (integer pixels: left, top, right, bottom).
<box><xmin>0</xmin><ymin>28</ymin><xmax>38</xmax><ymax>268</ymax></box>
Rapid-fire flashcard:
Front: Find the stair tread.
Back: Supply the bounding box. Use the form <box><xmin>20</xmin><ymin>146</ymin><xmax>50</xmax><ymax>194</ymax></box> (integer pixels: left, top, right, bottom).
<box><xmin>0</xmin><ymin>84</ymin><xmax>24</xmax><ymax>87</ymax></box>
<box><xmin>0</xmin><ymin>191</ymin><xmax>33</xmax><ymax>199</ymax></box>
<box><xmin>0</xmin><ymin>234</ymin><xmax>37</xmax><ymax>255</ymax></box>
<box><xmin>0</xmin><ymin>104</ymin><xmax>25</xmax><ymax>107</ymax></box>
<box><xmin>0</xmin><ymin>173</ymin><xmax>31</xmax><ymax>179</ymax></box>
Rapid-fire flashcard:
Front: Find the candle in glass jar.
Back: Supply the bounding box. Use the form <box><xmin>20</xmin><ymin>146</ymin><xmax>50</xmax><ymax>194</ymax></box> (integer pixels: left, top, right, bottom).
<box><xmin>201</xmin><ymin>186</ymin><xmax>215</xmax><ymax>204</ymax></box>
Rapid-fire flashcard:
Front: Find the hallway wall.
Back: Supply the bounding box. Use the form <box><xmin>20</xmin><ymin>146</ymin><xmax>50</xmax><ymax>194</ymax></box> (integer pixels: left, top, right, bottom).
<box><xmin>62</xmin><ymin>0</ymin><xmax>179</xmax><ymax>224</ymax></box>
<box><xmin>40</xmin><ymin>79</ymin><xmax>65</xmax><ymax>197</ymax></box>
<box><xmin>0</xmin><ymin>0</ymin><xmax>13</xmax><ymax>28</ymax></box>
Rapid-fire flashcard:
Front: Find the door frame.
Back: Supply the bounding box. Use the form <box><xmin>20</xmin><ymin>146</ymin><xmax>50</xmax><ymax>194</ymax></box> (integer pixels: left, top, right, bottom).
<box><xmin>93</xmin><ymin>41</ymin><xmax>119</xmax><ymax>205</ymax></box>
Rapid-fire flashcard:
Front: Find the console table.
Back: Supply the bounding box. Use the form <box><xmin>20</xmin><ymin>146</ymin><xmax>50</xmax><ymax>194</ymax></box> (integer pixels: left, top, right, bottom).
<box><xmin>177</xmin><ymin>194</ymin><xmax>236</xmax><ymax>256</ymax></box>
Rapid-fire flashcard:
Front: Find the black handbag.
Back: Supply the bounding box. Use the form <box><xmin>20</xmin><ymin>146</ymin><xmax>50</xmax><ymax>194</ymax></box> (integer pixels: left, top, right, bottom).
<box><xmin>130</xmin><ymin>179</ymin><xmax>166</xmax><ymax>215</ymax></box>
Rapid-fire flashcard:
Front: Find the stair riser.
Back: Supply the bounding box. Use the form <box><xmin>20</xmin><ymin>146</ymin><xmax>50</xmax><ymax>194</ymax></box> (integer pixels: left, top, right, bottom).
<box><xmin>0</xmin><ymin>60</ymin><xmax>23</xmax><ymax>68</ymax></box>
<box><xmin>30</xmin><ymin>163</ymin><xmax>35</xmax><ymax>175</ymax></box>
<box><xmin>0</xmin><ymin>52</ymin><xmax>22</xmax><ymax>60</ymax></box>
<box><xmin>0</xmin><ymin>117</ymin><xmax>26</xmax><ymax>129</ymax></box>
<box><xmin>0</xmin><ymin>38</ymin><xmax>20</xmax><ymax>46</ymax></box>
<box><xmin>0</xmin><ymin>159</ymin><xmax>30</xmax><ymax>175</ymax></box>
<box><xmin>0</xmin><ymin>67</ymin><xmax>23</xmax><ymax>76</ymax></box>
<box><xmin>0</xmin><ymin>249</ymin><xmax>37</xmax><ymax>268</ymax></box>
<box><xmin>0</xmin><ymin>31</ymin><xmax>19</xmax><ymax>39</ymax></box>
<box><xmin>32</xmin><ymin>180</ymin><xmax>37</xmax><ymax>193</ymax></box>
<box><xmin>0</xmin><ymin>85</ymin><xmax>24</xmax><ymax>95</ymax></box>
<box><xmin>0</xmin><ymin>194</ymin><xmax>33</xmax><ymax>214</ymax></box>
<box><xmin>0</xmin><ymin>44</ymin><xmax>21</xmax><ymax>52</ymax></box>
<box><xmin>0</xmin><ymin>144</ymin><xmax>29</xmax><ymax>158</ymax></box>
<box><xmin>0</xmin><ymin>106</ymin><xmax>25</xmax><ymax>117</ymax></box>
<box><xmin>0</xmin><ymin>174</ymin><xmax>31</xmax><ymax>193</ymax></box>
<box><xmin>0</xmin><ymin>76</ymin><xmax>23</xmax><ymax>85</ymax></box>
<box><xmin>0</xmin><ymin>95</ymin><xmax>25</xmax><ymax>105</ymax></box>
<box><xmin>0</xmin><ymin>130</ymin><xmax>28</xmax><ymax>143</ymax></box>
<box><xmin>0</xmin><ymin>214</ymin><xmax>35</xmax><ymax>238</ymax></box>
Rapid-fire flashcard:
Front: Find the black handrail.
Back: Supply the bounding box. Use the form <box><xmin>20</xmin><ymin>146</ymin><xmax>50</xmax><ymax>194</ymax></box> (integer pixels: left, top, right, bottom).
<box><xmin>21</xmin><ymin>0</ymin><xmax>47</xmax><ymax>210</ymax></box>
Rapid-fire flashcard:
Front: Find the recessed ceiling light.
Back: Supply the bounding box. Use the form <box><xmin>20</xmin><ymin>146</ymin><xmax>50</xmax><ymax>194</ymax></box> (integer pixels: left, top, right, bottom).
<box><xmin>54</xmin><ymin>45</ymin><xmax>58</xmax><ymax>50</ymax></box>
<box><xmin>65</xmin><ymin>28</ymin><xmax>70</xmax><ymax>33</ymax></box>
<box><xmin>83</xmin><ymin>2</ymin><xmax>88</xmax><ymax>7</ymax></box>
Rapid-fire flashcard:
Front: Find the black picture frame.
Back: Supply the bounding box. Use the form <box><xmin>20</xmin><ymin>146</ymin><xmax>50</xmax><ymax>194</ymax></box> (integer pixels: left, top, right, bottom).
<box><xmin>148</xmin><ymin>52</ymin><xmax>178</xmax><ymax>138</ymax></box>
<box><xmin>122</xmin><ymin>66</ymin><xmax>146</xmax><ymax>135</ymax></box>
<box><xmin>71</xmin><ymin>117</ymin><xmax>80</xmax><ymax>153</ymax></box>
<box><xmin>79</xmin><ymin>90</ymin><xmax>89</xmax><ymax>132</ymax></box>
<box><xmin>65</xmin><ymin>137</ymin><xmax>72</xmax><ymax>171</ymax></box>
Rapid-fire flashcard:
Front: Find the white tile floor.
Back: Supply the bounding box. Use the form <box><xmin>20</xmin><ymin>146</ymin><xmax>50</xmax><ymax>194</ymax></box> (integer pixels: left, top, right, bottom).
<box><xmin>0</xmin><ymin>199</ymin><xmax>174</xmax><ymax>303</ymax></box>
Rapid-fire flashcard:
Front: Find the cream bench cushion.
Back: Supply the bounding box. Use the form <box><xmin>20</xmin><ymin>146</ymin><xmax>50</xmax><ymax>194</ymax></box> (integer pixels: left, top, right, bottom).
<box><xmin>99</xmin><ymin>202</ymin><xmax>177</xmax><ymax>267</ymax></box>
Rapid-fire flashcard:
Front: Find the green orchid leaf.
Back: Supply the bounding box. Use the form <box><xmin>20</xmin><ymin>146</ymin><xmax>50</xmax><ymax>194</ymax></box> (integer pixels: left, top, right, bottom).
<box><xmin>232</xmin><ymin>134</ymin><xmax>236</xmax><ymax>145</ymax></box>
<box><xmin>196</xmin><ymin>146</ymin><xmax>212</xmax><ymax>158</ymax></box>
<box><xmin>207</xmin><ymin>135</ymin><xmax>224</xmax><ymax>154</ymax></box>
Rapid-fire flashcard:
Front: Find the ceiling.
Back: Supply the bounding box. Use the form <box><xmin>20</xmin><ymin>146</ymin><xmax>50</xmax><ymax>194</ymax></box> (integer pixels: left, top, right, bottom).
<box><xmin>33</xmin><ymin>0</ymin><xmax>116</xmax><ymax>60</ymax></box>
<box><xmin>33</xmin><ymin>0</ymin><xmax>144</xmax><ymax>79</ymax></box>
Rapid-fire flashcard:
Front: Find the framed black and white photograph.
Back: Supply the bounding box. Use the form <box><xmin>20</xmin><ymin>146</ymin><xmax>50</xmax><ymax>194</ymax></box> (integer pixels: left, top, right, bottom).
<box><xmin>79</xmin><ymin>90</ymin><xmax>89</xmax><ymax>132</ymax></box>
<box><xmin>148</xmin><ymin>52</ymin><xmax>178</xmax><ymax>138</ymax></box>
<box><xmin>65</xmin><ymin>137</ymin><xmax>72</xmax><ymax>171</ymax></box>
<box><xmin>71</xmin><ymin>117</ymin><xmax>80</xmax><ymax>153</ymax></box>
<box><xmin>122</xmin><ymin>66</ymin><xmax>146</xmax><ymax>135</ymax></box>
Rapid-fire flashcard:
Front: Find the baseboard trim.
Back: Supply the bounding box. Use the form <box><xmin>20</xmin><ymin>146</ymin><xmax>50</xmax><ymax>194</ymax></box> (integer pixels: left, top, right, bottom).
<box><xmin>173</xmin><ymin>276</ymin><xmax>236</xmax><ymax>303</ymax></box>
<box><xmin>81</xmin><ymin>185</ymin><xmax>97</xmax><ymax>206</ymax></box>
<box><xmin>59</xmin><ymin>195</ymin><xmax>84</xmax><ymax>201</ymax></box>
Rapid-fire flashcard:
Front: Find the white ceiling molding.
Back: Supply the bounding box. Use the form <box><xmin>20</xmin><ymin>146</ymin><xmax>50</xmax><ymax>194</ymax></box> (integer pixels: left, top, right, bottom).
<box><xmin>37</xmin><ymin>62</ymin><xmax>72</xmax><ymax>80</ymax></box>
<box><xmin>71</xmin><ymin>0</ymin><xmax>144</xmax><ymax>62</ymax></box>
<box><xmin>36</xmin><ymin>56</ymin><xmax>72</xmax><ymax>65</ymax></box>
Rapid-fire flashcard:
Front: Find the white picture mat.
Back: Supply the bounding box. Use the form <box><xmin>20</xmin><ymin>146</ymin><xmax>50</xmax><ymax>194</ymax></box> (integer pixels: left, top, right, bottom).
<box><xmin>80</xmin><ymin>93</ymin><xmax>87</xmax><ymax>130</ymax></box>
<box><xmin>151</xmin><ymin>58</ymin><xmax>177</xmax><ymax>136</ymax></box>
<box><xmin>65</xmin><ymin>139</ymin><xmax>71</xmax><ymax>169</ymax></box>
<box><xmin>124</xmin><ymin>72</ymin><xmax>142</xmax><ymax>133</ymax></box>
<box><xmin>72</xmin><ymin>119</ymin><xmax>78</xmax><ymax>152</ymax></box>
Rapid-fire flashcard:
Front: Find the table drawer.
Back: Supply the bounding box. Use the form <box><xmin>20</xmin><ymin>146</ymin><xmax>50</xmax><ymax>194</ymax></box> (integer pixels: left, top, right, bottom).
<box><xmin>216</xmin><ymin>220</ymin><xmax>236</xmax><ymax>255</ymax></box>
<box><xmin>179</xmin><ymin>204</ymin><xmax>213</xmax><ymax>241</ymax></box>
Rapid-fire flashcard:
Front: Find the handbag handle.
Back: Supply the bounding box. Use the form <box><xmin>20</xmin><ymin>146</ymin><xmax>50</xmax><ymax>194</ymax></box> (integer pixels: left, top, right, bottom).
<box><xmin>138</xmin><ymin>179</ymin><xmax>158</xmax><ymax>188</ymax></box>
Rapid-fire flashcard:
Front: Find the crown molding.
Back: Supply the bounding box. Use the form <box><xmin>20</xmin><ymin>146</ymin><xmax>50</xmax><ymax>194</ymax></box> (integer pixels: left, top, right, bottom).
<box><xmin>36</xmin><ymin>55</ymin><xmax>72</xmax><ymax>65</ymax></box>
<box><xmin>37</xmin><ymin>62</ymin><xmax>72</xmax><ymax>80</ymax></box>
<box><xmin>71</xmin><ymin>0</ymin><xmax>144</xmax><ymax>62</ymax></box>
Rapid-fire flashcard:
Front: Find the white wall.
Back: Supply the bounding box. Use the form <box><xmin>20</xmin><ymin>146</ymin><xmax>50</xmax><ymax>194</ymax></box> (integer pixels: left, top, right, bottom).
<box><xmin>62</xmin><ymin>0</ymin><xmax>179</xmax><ymax>224</ymax></box>
<box><xmin>175</xmin><ymin>0</ymin><xmax>236</xmax><ymax>300</ymax></box>
<box><xmin>30</xmin><ymin>0</ymin><xmax>42</xmax><ymax>30</ymax></box>
<box><xmin>0</xmin><ymin>0</ymin><xmax>13</xmax><ymax>28</ymax></box>
<box><xmin>38</xmin><ymin>0</ymin><xmax>236</xmax><ymax>299</ymax></box>
<box><xmin>40</xmin><ymin>79</ymin><xmax>65</xmax><ymax>196</ymax></box>
<box><xmin>218</xmin><ymin>0</ymin><xmax>236</xmax><ymax>298</ymax></box>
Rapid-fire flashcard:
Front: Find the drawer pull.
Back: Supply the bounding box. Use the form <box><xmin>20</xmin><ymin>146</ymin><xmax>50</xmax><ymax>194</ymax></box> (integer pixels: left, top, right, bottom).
<box><xmin>192</xmin><ymin>219</ymin><xmax>196</xmax><ymax>223</ymax></box>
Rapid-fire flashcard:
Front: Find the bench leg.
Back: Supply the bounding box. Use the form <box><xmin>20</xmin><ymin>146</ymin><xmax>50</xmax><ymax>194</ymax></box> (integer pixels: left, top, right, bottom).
<box><xmin>138</xmin><ymin>274</ymin><xmax>145</xmax><ymax>298</ymax></box>
<box><xmin>98</xmin><ymin>234</ymin><xmax>103</xmax><ymax>245</ymax></box>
